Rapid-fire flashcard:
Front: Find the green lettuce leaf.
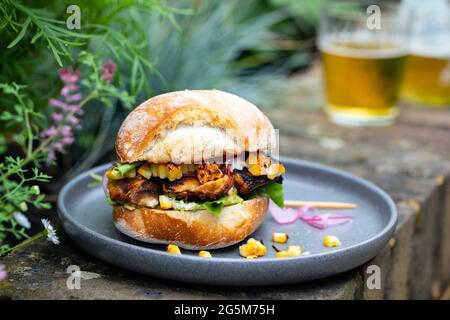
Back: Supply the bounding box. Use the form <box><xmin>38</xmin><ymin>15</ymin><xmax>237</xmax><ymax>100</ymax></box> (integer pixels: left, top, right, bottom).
<box><xmin>203</xmin><ymin>193</ymin><xmax>243</xmax><ymax>216</ymax></box>
<box><xmin>203</xmin><ymin>201</ymin><xmax>224</xmax><ymax>216</ymax></box>
<box><xmin>114</xmin><ymin>162</ymin><xmax>141</xmax><ymax>176</ymax></box>
<box><xmin>220</xmin><ymin>193</ymin><xmax>244</xmax><ymax>206</ymax></box>
<box><xmin>260</xmin><ymin>182</ymin><xmax>284</xmax><ymax>207</ymax></box>
<box><xmin>166</xmin><ymin>196</ymin><xmax>204</xmax><ymax>211</ymax></box>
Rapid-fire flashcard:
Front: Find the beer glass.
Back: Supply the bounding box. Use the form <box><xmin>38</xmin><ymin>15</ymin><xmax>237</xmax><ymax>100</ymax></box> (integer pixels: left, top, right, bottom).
<box><xmin>318</xmin><ymin>1</ymin><xmax>409</xmax><ymax>126</ymax></box>
<box><xmin>401</xmin><ymin>0</ymin><xmax>450</xmax><ymax>107</ymax></box>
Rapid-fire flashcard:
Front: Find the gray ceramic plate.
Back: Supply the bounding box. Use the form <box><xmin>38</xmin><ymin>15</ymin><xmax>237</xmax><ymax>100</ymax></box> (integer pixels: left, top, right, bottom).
<box><xmin>58</xmin><ymin>157</ymin><xmax>397</xmax><ymax>286</ymax></box>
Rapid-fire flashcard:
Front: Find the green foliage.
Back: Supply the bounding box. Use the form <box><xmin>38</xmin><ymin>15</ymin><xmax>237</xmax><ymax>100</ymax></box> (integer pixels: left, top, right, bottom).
<box><xmin>0</xmin><ymin>0</ymin><xmax>185</xmax><ymax>106</ymax></box>
<box><xmin>1</xmin><ymin>0</ymin><xmax>90</xmax><ymax>66</ymax></box>
<box><xmin>0</xmin><ymin>84</ymin><xmax>52</xmax><ymax>255</ymax></box>
<box><xmin>0</xmin><ymin>49</ymin><xmax>152</xmax><ymax>255</ymax></box>
<box><xmin>0</xmin><ymin>157</ymin><xmax>52</xmax><ymax>212</ymax></box>
<box><xmin>78</xmin><ymin>51</ymin><xmax>135</xmax><ymax>108</ymax></box>
<box><xmin>0</xmin><ymin>83</ymin><xmax>46</xmax><ymax>161</ymax></box>
<box><xmin>269</xmin><ymin>0</ymin><xmax>326</xmax><ymax>37</ymax></box>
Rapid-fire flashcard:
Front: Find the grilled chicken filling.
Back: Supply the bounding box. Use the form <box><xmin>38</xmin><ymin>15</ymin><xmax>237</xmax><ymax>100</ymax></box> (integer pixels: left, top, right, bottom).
<box><xmin>163</xmin><ymin>174</ymin><xmax>234</xmax><ymax>202</ymax></box>
<box><xmin>106</xmin><ymin>153</ymin><xmax>284</xmax><ymax>208</ymax></box>
<box><xmin>108</xmin><ymin>177</ymin><xmax>161</xmax><ymax>207</ymax></box>
<box><xmin>233</xmin><ymin>168</ymin><xmax>282</xmax><ymax>196</ymax></box>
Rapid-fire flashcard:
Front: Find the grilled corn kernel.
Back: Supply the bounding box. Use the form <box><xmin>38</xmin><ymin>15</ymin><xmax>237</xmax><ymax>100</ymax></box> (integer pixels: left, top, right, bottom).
<box><xmin>239</xmin><ymin>238</ymin><xmax>267</xmax><ymax>258</ymax></box>
<box><xmin>124</xmin><ymin>168</ymin><xmax>136</xmax><ymax>178</ymax></box>
<box><xmin>159</xmin><ymin>195</ymin><xmax>174</xmax><ymax>209</ymax></box>
<box><xmin>167</xmin><ymin>163</ymin><xmax>182</xmax><ymax>181</ymax></box>
<box><xmin>158</xmin><ymin>164</ymin><xmax>167</xmax><ymax>179</ymax></box>
<box><xmin>267</xmin><ymin>163</ymin><xmax>286</xmax><ymax>180</ymax></box>
<box><xmin>137</xmin><ymin>164</ymin><xmax>152</xmax><ymax>179</ymax></box>
<box><xmin>106</xmin><ymin>168</ymin><xmax>122</xmax><ymax>180</ymax></box>
<box><xmin>247</xmin><ymin>152</ymin><xmax>270</xmax><ymax>165</ymax></box>
<box><xmin>167</xmin><ymin>244</ymin><xmax>181</xmax><ymax>254</ymax></box>
<box><xmin>259</xmin><ymin>153</ymin><xmax>271</xmax><ymax>168</ymax></box>
<box><xmin>198</xmin><ymin>251</ymin><xmax>212</xmax><ymax>258</ymax></box>
<box><xmin>287</xmin><ymin>245</ymin><xmax>302</xmax><ymax>257</ymax></box>
<box><xmin>323</xmin><ymin>235</ymin><xmax>341</xmax><ymax>247</ymax></box>
<box><xmin>275</xmin><ymin>251</ymin><xmax>290</xmax><ymax>258</ymax></box>
<box><xmin>272</xmin><ymin>232</ymin><xmax>288</xmax><ymax>243</ymax></box>
<box><xmin>247</xmin><ymin>152</ymin><xmax>274</xmax><ymax>177</ymax></box>
<box><xmin>150</xmin><ymin>164</ymin><xmax>159</xmax><ymax>177</ymax></box>
<box><xmin>247</xmin><ymin>152</ymin><xmax>258</xmax><ymax>166</ymax></box>
<box><xmin>239</xmin><ymin>245</ymin><xmax>249</xmax><ymax>257</ymax></box>
<box><xmin>248</xmin><ymin>164</ymin><xmax>263</xmax><ymax>176</ymax></box>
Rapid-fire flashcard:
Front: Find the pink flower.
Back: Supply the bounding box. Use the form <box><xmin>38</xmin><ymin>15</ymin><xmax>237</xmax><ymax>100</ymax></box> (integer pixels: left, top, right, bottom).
<box><xmin>40</xmin><ymin>126</ymin><xmax>58</xmax><ymax>138</ymax></box>
<box><xmin>59</xmin><ymin>66</ymin><xmax>80</xmax><ymax>84</ymax></box>
<box><xmin>52</xmin><ymin>112</ymin><xmax>64</xmax><ymax>122</ymax></box>
<box><xmin>101</xmin><ymin>59</ymin><xmax>117</xmax><ymax>84</ymax></box>
<box><xmin>65</xmin><ymin>93</ymin><xmax>83</xmax><ymax>102</ymax></box>
<box><xmin>42</xmin><ymin>60</ymin><xmax>116</xmax><ymax>162</ymax></box>
<box><xmin>60</xmin><ymin>125</ymin><xmax>72</xmax><ymax>137</ymax></box>
<box><xmin>66</xmin><ymin>114</ymin><xmax>80</xmax><ymax>127</ymax></box>
<box><xmin>61</xmin><ymin>136</ymin><xmax>75</xmax><ymax>145</ymax></box>
<box><xmin>41</xmin><ymin>65</ymin><xmax>84</xmax><ymax>163</ymax></box>
<box><xmin>49</xmin><ymin>99</ymin><xmax>69</xmax><ymax>111</ymax></box>
<box><xmin>61</xmin><ymin>83</ymin><xmax>79</xmax><ymax>97</ymax></box>
<box><xmin>0</xmin><ymin>264</ymin><xmax>7</xmax><ymax>281</ymax></box>
<box><xmin>67</xmin><ymin>104</ymin><xmax>83</xmax><ymax>115</ymax></box>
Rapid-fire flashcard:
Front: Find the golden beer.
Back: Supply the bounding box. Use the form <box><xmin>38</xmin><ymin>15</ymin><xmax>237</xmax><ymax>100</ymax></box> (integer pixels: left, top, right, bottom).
<box><xmin>401</xmin><ymin>48</ymin><xmax>450</xmax><ymax>106</ymax></box>
<box><xmin>320</xmin><ymin>39</ymin><xmax>406</xmax><ymax>125</ymax></box>
<box><xmin>318</xmin><ymin>1</ymin><xmax>409</xmax><ymax>126</ymax></box>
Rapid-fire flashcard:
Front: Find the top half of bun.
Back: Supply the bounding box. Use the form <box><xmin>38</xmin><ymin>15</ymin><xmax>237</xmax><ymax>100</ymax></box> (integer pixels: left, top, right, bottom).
<box><xmin>115</xmin><ymin>90</ymin><xmax>276</xmax><ymax>164</ymax></box>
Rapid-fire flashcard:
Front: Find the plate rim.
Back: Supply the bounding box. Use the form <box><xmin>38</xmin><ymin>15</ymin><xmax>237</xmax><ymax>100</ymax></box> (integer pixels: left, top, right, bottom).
<box><xmin>57</xmin><ymin>157</ymin><xmax>398</xmax><ymax>266</ymax></box>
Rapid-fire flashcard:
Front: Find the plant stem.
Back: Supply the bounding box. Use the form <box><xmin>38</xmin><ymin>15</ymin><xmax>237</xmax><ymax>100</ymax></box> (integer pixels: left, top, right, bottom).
<box><xmin>13</xmin><ymin>90</ymin><xmax>34</xmax><ymax>158</ymax></box>
<box><xmin>24</xmin><ymin>109</ymin><xmax>33</xmax><ymax>157</ymax></box>
<box><xmin>1</xmin><ymin>230</ymin><xmax>46</xmax><ymax>255</ymax></box>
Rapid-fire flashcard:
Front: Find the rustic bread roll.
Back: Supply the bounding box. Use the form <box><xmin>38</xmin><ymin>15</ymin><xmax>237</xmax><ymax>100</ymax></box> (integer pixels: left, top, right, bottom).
<box><xmin>113</xmin><ymin>197</ymin><xmax>269</xmax><ymax>250</ymax></box>
<box><xmin>115</xmin><ymin>89</ymin><xmax>276</xmax><ymax>164</ymax></box>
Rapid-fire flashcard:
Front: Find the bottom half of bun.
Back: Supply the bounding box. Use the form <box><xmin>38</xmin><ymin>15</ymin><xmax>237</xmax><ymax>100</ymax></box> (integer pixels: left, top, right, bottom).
<box><xmin>113</xmin><ymin>196</ymin><xmax>269</xmax><ymax>250</ymax></box>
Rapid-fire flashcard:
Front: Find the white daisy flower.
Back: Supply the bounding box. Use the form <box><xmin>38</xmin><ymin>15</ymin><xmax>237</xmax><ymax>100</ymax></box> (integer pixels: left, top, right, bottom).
<box><xmin>13</xmin><ymin>211</ymin><xmax>31</xmax><ymax>229</ymax></box>
<box><xmin>41</xmin><ymin>219</ymin><xmax>60</xmax><ymax>245</ymax></box>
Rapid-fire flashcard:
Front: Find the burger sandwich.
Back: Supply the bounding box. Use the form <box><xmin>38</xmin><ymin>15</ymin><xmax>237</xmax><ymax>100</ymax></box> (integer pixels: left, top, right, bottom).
<box><xmin>104</xmin><ymin>90</ymin><xmax>285</xmax><ymax>250</ymax></box>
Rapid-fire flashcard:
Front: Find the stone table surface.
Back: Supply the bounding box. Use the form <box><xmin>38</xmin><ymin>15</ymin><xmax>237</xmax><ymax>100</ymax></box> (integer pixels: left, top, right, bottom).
<box><xmin>1</xmin><ymin>68</ymin><xmax>450</xmax><ymax>300</ymax></box>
